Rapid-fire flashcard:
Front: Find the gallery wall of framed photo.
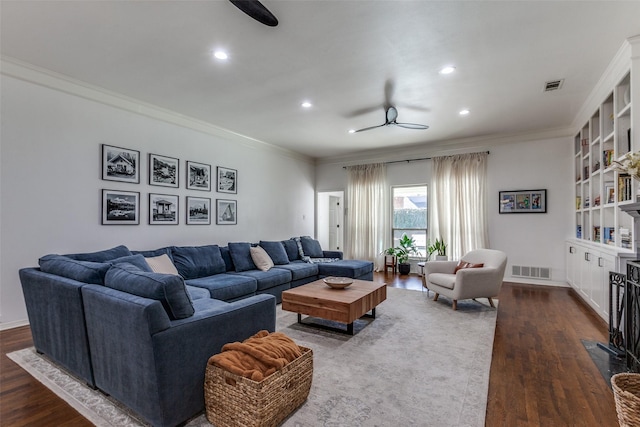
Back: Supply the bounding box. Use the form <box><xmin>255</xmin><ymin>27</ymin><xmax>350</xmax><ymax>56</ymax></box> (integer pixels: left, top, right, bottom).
<box><xmin>101</xmin><ymin>144</ymin><xmax>238</xmax><ymax>226</ymax></box>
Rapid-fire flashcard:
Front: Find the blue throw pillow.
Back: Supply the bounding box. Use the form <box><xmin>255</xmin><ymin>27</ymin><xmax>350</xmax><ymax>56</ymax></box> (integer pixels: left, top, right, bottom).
<box><xmin>39</xmin><ymin>255</ymin><xmax>111</xmax><ymax>285</ymax></box>
<box><xmin>65</xmin><ymin>245</ymin><xmax>132</xmax><ymax>262</ymax></box>
<box><xmin>219</xmin><ymin>246</ymin><xmax>235</xmax><ymax>272</ymax></box>
<box><xmin>110</xmin><ymin>254</ymin><xmax>153</xmax><ymax>272</ymax></box>
<box><xmin>259</xmin><ymin>241</ymin><xmax>290</xmax><ymax>265</ymax></box>
<box><xmin>105</xmin><ymin>263</ymin><xmax>194</xmax><ymax>320</ymax></box>
<box><xmin>228</xmin><ymin>242</ymin><xmax>257</xmax><ymax>272</ymax></box>
<box><xmin>282</xmin><ymin>239</ymin><xmax>301</xmax><ymax>261</ymax></box>
<box><xmin>170</xmin><ymin>245</ymin><xmax>226</xmax><ymax>279</ymax></box>
<box><xmin>132</xmin><ymin>247</ymin><xmax>174</xmax><ymax>262</ymax></box>
<box><xmin>300</xmin><ymin>236</ymin><xmax>324</xmax><ymax>258</ymax></box>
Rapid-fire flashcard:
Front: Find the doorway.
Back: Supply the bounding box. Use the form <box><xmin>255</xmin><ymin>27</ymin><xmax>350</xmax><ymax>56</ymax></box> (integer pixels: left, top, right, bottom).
<box><xmin>316</xmin><ymin>191</ymin><xmax>344</xmax><ymax>251</ymax></box>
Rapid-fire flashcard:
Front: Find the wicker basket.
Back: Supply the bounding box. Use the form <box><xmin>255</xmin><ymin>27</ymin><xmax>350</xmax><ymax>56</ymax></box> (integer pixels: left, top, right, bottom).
<box><xmin>612</xmin><ymin>373</ymin><xmax>640</xmax><ymax>427</ymax></box>
<box><xmin>204</xmin><ymin>346</ymin><xmax>313</xmax><ymax>427</ymax></box>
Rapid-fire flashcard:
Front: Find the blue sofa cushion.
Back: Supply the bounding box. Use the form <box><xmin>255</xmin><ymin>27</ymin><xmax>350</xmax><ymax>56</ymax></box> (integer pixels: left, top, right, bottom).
<box><xmin>275</xmin><ymin>260</ymin><xmax>319</xmax><ymax>280</ymax></box>
<box><xmin>228</xmin><ymin>242</ymin><xmax>257</xmax><ymax>272</ymax></box>
<box><xmin>300</xmin><ymin>236</ymin><xmax>324</xmax><ymax>258</ymax></box>
<box><xmin>66</xmin><ymin>245</ymin><xmax>132</xmax><ymax>262</ymax></box>
<box><xmin>132</xmin><ymin>247</ymin><xmax>173</xmax><ymax>261</ymax></box>
<box><xmin>219</xmin><ymin>246</ymin><xmax>235</xmax><ymax>272</ymax></box>
<box><xmin>39</xmin><ymin>255</ymin><xmax>110</xmax><ymax>285</ymax></box>
<box><xmin>259</xmin><ymin>241</ymin><xmax>289</xmax><ymax>265</ymax></box>
<box><xmin>282</xmin><ymin>239</ymin><xmax>301</xmax><ymax>261</ymax></box>
<box><xmin>171</xmin><ymin>245</ymin><xmax>226</xmax><ymax>279</ymax></box>
<box><xmin>186</xmin><ymin>273</ymin><xmax>257</xmax><ymax>302</ymax></box>
<box><xmin>317</xmin><ymin>259</ymin><xmax>374</xmax><ymax>278</ymax></box>
<box><xmin>185</xmin><ymin>285</ymin><xmax>210</xmax><ymax>300</ymax></box>
<box><xmin>233</xmin><ymin>267</ymin><xmax>292</xmax><ymax>291</ymax></box>
<box><xmin>105</xmin><ymin>263</ymin><xmax>194</xmax><ymax>320</ymax></box>
<box><xmin>110</xmin><ymin>254</ymin><xmax>153</xmax><ymax>272</ymax></box>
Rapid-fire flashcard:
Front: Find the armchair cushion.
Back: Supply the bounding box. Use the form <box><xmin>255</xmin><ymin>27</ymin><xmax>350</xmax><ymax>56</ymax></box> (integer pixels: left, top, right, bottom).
<box><xmin>428</xmin><ymin>273</ymin><xmax>456</xmax><ymax>290</ymax></box>
<box><xmin>454</xmin><ymin>261</ymin><xmax>484</xmax><ymax>274</ymax></box>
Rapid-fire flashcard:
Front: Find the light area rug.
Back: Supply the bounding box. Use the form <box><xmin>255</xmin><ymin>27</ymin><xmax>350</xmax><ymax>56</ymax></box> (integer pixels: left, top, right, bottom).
<box><xmin>8</xmin><ymin>287</ymin><xmax>498</xmax><ymax>427</ymax></box>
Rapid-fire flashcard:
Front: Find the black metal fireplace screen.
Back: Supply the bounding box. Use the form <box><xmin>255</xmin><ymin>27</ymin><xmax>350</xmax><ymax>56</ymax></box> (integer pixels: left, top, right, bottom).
<box><xmin>626</xmin><ymin>262</ymin><xmax>640</xmax><ymax>372</ymax></box>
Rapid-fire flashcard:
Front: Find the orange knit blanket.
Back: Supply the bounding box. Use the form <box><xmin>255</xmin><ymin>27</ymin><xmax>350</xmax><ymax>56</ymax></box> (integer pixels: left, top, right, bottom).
<box><xmin>208</xmin><ymin>331</ymin><xmax>303</xmax><ymax>381</ymax></box>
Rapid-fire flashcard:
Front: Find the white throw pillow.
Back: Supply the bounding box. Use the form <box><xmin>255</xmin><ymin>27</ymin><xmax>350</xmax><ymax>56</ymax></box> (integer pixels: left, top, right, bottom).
<box><xmin>145</xmin><ymin>254</ymin><xmax>180</xmax><ymax>275</ymax></box>
<box><xmin>250</xmin><ymin>246</ymin><xmax>274</xmax><ymax>271</ymax></box>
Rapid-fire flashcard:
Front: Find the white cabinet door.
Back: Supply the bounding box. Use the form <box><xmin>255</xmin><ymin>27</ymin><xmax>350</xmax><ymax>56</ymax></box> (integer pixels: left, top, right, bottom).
<box><xmin>578</xmin><ymin>246</ymin><xmax>591</xmax><ymax>298</ymax></box>
<box><xmin>566</xmin><ymin>243</ymin><xmax>577</xmax><ymax>287</ymax></box>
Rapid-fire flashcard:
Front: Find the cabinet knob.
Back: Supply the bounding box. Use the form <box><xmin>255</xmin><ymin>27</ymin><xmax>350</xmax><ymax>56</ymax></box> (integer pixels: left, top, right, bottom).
<box><xmin>569</xmin><ymin>246</ymin><xmax>575</xmax><ymax>254</ymax></box>
<box><xmin>585</xmin><ymin>252</ymin><xmax>590</xmax><ymax>261</ymax></box>
<box><xmin>598</xmin><ymin>257</ymin><xmax>604</xmax><ymax>268</ymax></box>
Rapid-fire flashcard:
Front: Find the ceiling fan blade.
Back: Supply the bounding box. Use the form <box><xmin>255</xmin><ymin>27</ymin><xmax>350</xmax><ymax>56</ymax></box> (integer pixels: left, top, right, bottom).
<box><xmin>394</xmin><ymin>122</ymin><xmax>429</xmax><ymax>130</ymax></box>
<box><xmin>354</xmin><ymin>124</ymin><xmax>387</xmax><ymax>133</ymax></box>
<box><xmin>229</xmin><ymin>0</ymin><xmax>278</xmax><ymax>26</ymax></box>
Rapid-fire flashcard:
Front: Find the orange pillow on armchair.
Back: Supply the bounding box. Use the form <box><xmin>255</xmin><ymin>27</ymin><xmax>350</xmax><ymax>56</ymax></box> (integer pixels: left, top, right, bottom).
<box><xmin>454</xmin><ymin>260</ymin><xmax>484</xmax><ymax>274</ymax></box>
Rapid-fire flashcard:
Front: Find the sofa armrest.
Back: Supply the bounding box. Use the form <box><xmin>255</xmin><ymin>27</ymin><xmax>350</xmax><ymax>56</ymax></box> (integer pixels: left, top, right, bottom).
<box><xmin>323</xmin><ymin>250</ymin><xmax>343</xmax><ymax>260</ymax></box>
<box><xmin>81</xmin><ymin>285</ymin><xmax>276</xmax><ymax>427</ymax></box>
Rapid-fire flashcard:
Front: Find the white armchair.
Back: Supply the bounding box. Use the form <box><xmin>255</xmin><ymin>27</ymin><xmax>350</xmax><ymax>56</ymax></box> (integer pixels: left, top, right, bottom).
<box><xmin>424</xmin><ymin>249</ymin><xmax>507</xmax><ymax>310</ymax></box>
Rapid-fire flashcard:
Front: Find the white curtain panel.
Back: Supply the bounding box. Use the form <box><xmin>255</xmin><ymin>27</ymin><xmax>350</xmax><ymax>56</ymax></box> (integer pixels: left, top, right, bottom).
<box><xmin>345</xmin><ymin>163</ymin><xmax>389</xmax><ymax>268</ymax></box>
<box><xmin>431</xmin><ymin>152</ymin><xmax>489</xmax><ymax>260</ymax></box>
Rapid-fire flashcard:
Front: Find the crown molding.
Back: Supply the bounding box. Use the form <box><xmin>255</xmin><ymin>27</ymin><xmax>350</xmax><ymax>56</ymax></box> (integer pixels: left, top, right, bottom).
<box><xmin>316</xmin><ymin>126</ymin><xmax>573</xmax><ymax>167</ymax></box>
<box><xmin>0</xmin><ymin>56</ymin><xmax>314</xmax><ymax>165</ymax></box>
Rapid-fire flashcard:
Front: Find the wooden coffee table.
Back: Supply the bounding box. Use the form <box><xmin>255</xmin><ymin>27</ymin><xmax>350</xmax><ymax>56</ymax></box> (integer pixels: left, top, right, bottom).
<box><xmin>281</xmin><ymin>279</ymin><xmax>387</xmax><ymax>335</ymax></box>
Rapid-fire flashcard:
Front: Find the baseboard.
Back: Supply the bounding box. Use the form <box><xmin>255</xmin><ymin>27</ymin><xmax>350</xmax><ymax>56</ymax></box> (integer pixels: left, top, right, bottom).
<box><xmin>0</xmin><ymin>319</ymin><xmax>29</xmax><ymax>331</ymax></box>
<box><xmin>505</xmin><ymin>277</ymin><xmax>569</xmax><ymax>287</ymax></box>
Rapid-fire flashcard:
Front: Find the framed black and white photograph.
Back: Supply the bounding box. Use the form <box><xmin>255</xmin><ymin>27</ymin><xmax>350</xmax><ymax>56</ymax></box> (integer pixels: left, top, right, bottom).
<box><xmin>186</xmin><ymin>161</ymin><xmax>211</xmax><ymax>191</ymax></box>
<box><xmin>216</xmin><ymin>199</ymin><xmax>237</xmax><ymax>225</ymax></box>
<box><xmin>149</xmin><ymin>193</ymin><xmax>178</xmax><ymax>225</ymax></box>
<box><xmin>149</xmin><ymin>153</ymin><xmax>179</xmax><ymax>188</ymax></box>
<box><xmin>102</xmin><ymin>189</ymin><xmax>140</xmax><ymax>225</ymax></box>
<box><xmin>186</xmin><ymin>197</ymin><xmax>211</xmax><ymax>225</ymax></box>
<box><xmin>217</xmin><ymin>166</ymin><xmax>237</xmax><ymax>194</ymax></box>
<box><xmin>102</xmin><ymin>144</ymin><xmax>140</xmax><ymax>183</ymax></box>
<box><xmin>499</xmin><ymin>189</ymin><xmax>547</xmax><ymax>214</ymax></box>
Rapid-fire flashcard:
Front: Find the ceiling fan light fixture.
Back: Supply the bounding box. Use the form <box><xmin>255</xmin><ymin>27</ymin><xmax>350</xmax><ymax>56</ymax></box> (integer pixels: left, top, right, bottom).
<box><xmin>439</xmin><ymin>66</ymin><xmax>456</xmax><ymax>75</ymax></box>
<box><xmin>348</xmin><ymin>129</ymin><xmax>356</xmax><ymax>134</ymax></box>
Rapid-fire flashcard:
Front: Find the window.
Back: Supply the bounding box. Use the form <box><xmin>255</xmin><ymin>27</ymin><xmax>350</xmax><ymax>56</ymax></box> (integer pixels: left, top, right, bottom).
<box><xmin>391</xmin><ymin>185</ymin><xmax>428</xmax><ymax>258</ymax></box>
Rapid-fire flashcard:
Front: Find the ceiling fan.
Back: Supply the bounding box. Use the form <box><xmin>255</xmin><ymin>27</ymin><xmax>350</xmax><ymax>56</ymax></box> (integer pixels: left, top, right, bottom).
<box><xmin>353</xmin><ymin>106</ymin><xmax>429</xmax><ymax>133</ymax></box>
<box><xmin>229</xmin><ymin>0</ymin><xmax>278</xmax><ymax>27</ymax></box>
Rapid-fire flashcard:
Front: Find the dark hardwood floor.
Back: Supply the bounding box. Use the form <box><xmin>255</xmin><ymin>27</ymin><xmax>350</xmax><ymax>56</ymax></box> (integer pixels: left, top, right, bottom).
<box><xmin>0</xmin><ymin>273</ymin><xmax>619</xmax><ymax>426</ymax></box>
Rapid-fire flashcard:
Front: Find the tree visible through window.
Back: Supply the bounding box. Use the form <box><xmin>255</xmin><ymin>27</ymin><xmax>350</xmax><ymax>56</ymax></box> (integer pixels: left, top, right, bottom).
<box><xmin>392</xmin><ymin>185</ymin><xmax>427</xmax><ymax>258</ymax></box>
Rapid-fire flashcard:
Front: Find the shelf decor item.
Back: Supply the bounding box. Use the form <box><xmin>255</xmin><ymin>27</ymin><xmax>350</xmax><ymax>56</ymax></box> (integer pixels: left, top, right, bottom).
<box><xmin>612</xmin><ymin>151</ymin><xmax>640</xmax><ymax>181</ymax></box>
<box><xmin>499</xmin><ymin>190</ymin><xmax>547</xmax><ymax>214</ymax></box>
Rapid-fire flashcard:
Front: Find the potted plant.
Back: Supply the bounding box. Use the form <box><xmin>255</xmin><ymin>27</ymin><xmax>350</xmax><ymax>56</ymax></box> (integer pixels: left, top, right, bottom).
<box><xmin>428</xmin><ymin>237</ymin><xmax>447</xmax><ymax>260</ymax></box>
<box><xmin>385</xmin><ymin>234</ymin><xmax>419</xmax><ymax>275</ymax></box>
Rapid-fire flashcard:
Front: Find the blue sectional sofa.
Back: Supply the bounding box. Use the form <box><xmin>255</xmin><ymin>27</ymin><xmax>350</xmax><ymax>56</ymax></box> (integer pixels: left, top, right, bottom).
<box><xmin>19</xmin><ymin>237</ymin><xmax>373</xmax><ymax>427</ymax></box>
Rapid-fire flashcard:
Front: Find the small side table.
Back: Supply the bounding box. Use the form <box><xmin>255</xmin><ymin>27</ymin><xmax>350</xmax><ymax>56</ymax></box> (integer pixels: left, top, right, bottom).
<box><xmin>417</xmin><ymin>262</ymin><xmax>430</xmax><ymax>295</ymax></box>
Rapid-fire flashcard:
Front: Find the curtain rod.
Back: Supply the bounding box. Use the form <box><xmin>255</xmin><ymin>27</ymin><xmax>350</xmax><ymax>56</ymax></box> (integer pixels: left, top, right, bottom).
<box><xmin>342</xmin><ymin>151</ymin><xmax>490</xmax><ymax>169</ymax></box>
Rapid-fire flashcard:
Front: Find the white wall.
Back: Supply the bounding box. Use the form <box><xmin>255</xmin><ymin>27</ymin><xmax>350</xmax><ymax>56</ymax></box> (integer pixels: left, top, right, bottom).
<box><xmin>0</xmin><ymin>74</ymin><xmax>315</xmax><ymax>327</ymax></box>
<box><xmin>316</xmin><ymin>136</ymin><xmax>573</xmax><ymax>284</ymax></box>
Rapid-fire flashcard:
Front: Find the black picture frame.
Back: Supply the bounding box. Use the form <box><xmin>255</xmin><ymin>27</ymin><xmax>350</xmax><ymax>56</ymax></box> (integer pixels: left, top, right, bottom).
<box><xmin>499</xmin><ymin>189</ymin><xmax>547</xmax><ymax>214</ymax></box>
<box><xmin>149</xmin><ymin>153</ymin><xmax>179</xmax><ymax>188</ymax></box>
<box><xmin>216</xmin><ymin>199</ymin><xmax>237</xmax><ymax>225</ymax></box>
<box><xmin>149</xmin><ymin>193</ymin><xmax>178</xmax><ymax>225</ymax></box>
<box><xmin>186</xmin><ymin>197</ymin><xmax>211</xmax><ymax>225</ymax></box>
<box><xmin>216</xmin><ymin>166</ymin><xmax>237</xmax><ymax>194</ymax></box>
<box><xmin>102</xmin><ymin>189</ymin><xmax>140</xmax><ymax>225</ymax></box>
<box><xmin>186</xmin><ymin>161</ymin><xmax>211</xmax><ymax>191</ymax></box>
<box><xmin>102</xmin><ymin>144</ymin><xmax>140</xmax><ymax>184</ymax></box>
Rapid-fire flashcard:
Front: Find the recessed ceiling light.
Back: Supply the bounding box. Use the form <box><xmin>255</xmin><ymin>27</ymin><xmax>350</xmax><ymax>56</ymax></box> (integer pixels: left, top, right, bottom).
<box><xmin>301</xmin><ymin>101</ymin><xmax>312</xmax><ymax>108</ymax></box>
<box><xmin>348</xmin><ymin>129</ymin><xmax>356</xmax><ymax>134</ymax></box>
<box><xmin>439</xmin><ymin>66</ymin><xmax>456</xmax><ymax>75</ymax></box>
<box><xmin>213</xmin><ymin>50</ymin><xmax>228</xmax><ymax>60</ymax></box>
<box><xmin>459</xmin><ymin>109</ymin><xmax>470</xmax><ymax>115</ymax></box>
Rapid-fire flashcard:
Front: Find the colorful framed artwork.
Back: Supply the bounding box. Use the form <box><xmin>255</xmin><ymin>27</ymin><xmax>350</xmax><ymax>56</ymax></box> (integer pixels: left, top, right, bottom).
<box><xmin>499</xmin><ymin>189</ymin><xmax>547</xmax><ymax>214</ymax></box>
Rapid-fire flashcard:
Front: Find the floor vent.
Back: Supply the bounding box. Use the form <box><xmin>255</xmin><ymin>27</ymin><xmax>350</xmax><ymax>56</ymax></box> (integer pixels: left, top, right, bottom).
<box><xmin>512</xmin><ymin>265</ymin><xmax>551</xmax><ymax>280</ymax></box>
<box><xmin>544</xmin><ymin>79</ymin><xmax>564</xmax><ymax>92</ymax></box>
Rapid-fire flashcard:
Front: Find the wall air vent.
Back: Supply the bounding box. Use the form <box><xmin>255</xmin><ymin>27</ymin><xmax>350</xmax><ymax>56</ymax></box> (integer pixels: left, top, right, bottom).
<box><xmin>512</xmin><ymin>265</ymin><xmax>551</xmax><ymax>280</ymax></box>
<box><xmin>544</xmin><ymin>79</ymin><xmax>564</xmax><ymax>92</ymax></box>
